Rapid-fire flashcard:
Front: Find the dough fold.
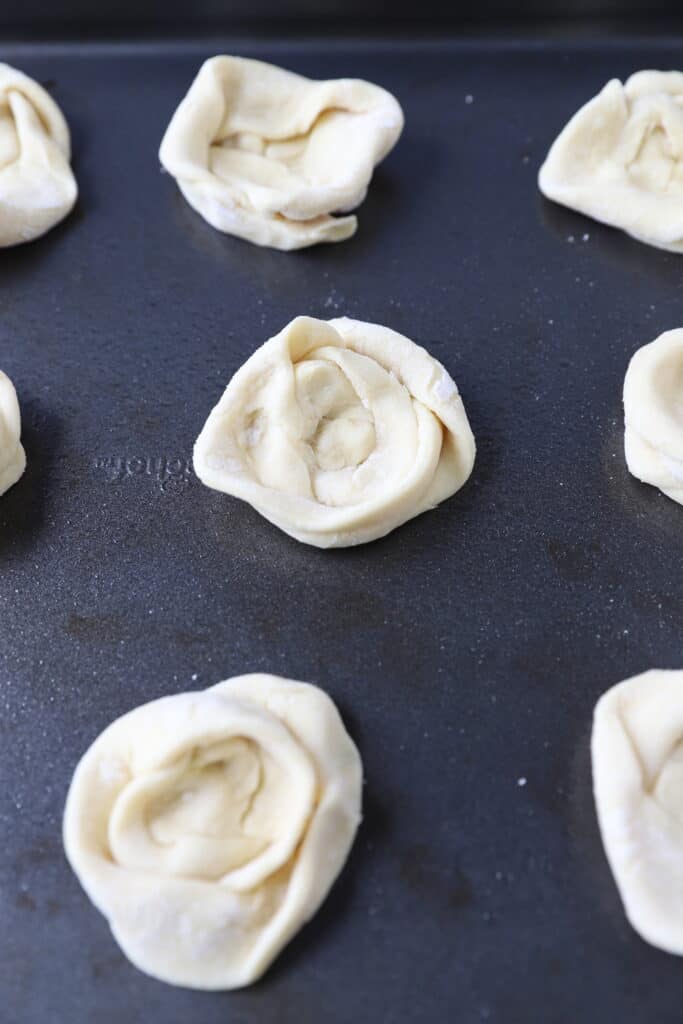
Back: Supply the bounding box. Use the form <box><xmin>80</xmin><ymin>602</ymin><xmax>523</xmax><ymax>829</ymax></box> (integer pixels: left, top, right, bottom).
<box><xmin>539</xmin><ymin>71</ymin><xmax>683</xmax><ymax>251</ymax></box>
<box><xmin>193</xmin><ymin>316</ymin><xmax>476</xmax><ymax>547</ymax></box>
<box><xmin>592</xmin><ymin>669</ymin><xmax>683</xmax><ymax>953</ymax></box>
<box><xmin>0</xmin><ymin>63</ymin><xmax>77</xmax><ymax>246</ymax></box>
<box><xmin>623</xmin><ymin>328</ymin><xmax>683</xmax><ymax>506</ymax></box>
<box><xmin>63</xmin><ymin>673</ymin><xmax>362</xmax><ymax>990</ymax></box>
<box><xmin>159</xmin><ymin>56</ymin><xmax>403</xmax><ymax>250</ymax></box>
<box><xmin>0</xmin><ymin>370</ymin><xmax>26</xmax><ymax>495</ymax></box>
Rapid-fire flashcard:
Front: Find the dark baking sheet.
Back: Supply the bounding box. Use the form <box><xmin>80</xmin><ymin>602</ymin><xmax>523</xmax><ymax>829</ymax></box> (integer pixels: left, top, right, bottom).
<box><xmin>1</xmin><ymin>35</ymin><xmax>682</xmax><ymax>1024</ymax></box>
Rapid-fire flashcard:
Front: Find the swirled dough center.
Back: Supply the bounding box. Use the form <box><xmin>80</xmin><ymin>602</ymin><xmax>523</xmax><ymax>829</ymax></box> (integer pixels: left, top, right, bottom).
<box><xmin>110</xmin><ymin>739</ymin><xmax>280</xmax><ymax>881</ymax></box>
<box><xmin>244</xmin><ymin>347</ymin><xmax>436</xmax><ymax>510</ymax></box>
<box><xmin>244</xmin><ymin>356</ymin><xmax>380</xmax><ymax>503</ymax></box>
<box><xmin>194</xmin><ymin>316</ymin><xmax>475</xmax><ymax>547</ymax></box>
<box><xmin>296</xmin><ymin>360</ymin><xmax>376</xmax><ymax>475</ymax></box>
<box><xmin>63</xmin><ymin>674</ymin><xmax>362</xmax><ymax>990</ymax></box>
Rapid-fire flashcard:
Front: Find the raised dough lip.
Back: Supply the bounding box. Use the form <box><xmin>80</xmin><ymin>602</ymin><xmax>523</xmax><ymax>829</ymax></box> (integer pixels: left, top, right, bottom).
<box><xmin>176</xmin><ymin>176</ymin><xmax>358</xmax><ymax>249</ymax></box>
<box><xmin>159</xmin><ymin>54</ymin><xmax>404</xmax><ymax>183</ymax></box>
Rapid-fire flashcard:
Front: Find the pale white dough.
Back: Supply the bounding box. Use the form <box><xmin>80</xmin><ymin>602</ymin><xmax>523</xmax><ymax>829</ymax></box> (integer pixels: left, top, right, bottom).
<box><xmin>623</xmin><ymin>328</ymin><xmax>683</xmax><ymax>506</ymax></box>
<box><xmin>539</xmin><ymin>71</ymin><xmax>683</xmax><ymax>251</ymax></box>
<box><xmin>592</xmin><ymin>669</ymin><xmax>683</xmax><ymax>953</ymax></box>
<box><xmin>0</xmin><ymin>63</ymin><xmax>77</xmax><ymax>246</ymax></box>
<box><xmin>0</xmin><ymin>370</ymin><xmax>26</xmax><ymax>495</ymax></box>
<box><xmin>193</xmin><ymin>316</ymin><xmax>476</xmax><ymax>547</ymax></box>
<box><xmin>63</xmin><ymin>673</ymin><xmax>362</xmax><ymax>990</ymax></box>
<box><xmin>159</xmin><ymin>56</ymin><xmax>403</xmax><ymax>250</ymax></box>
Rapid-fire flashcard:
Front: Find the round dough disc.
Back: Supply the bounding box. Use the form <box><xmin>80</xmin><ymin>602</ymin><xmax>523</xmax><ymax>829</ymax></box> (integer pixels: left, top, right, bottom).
<box><xmin>193</xmin><ymin>315</ymin><xmax>476</xmax><ymax>547</ymax></box>
<box><xmin>63</xmin><ymin>673</ymin><xmax>363</xmax><ymax>990</ymax></box>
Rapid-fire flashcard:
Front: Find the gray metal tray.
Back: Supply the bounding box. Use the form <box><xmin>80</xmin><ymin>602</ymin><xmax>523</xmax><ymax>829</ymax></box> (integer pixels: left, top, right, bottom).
<box><xmin>1</xmin><ymin>35</ymin><xmax>682</xmax><ymax>1024</ymax></box>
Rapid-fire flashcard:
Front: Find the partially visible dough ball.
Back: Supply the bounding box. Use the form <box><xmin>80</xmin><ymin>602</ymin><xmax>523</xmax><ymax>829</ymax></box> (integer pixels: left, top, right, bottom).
<box><xmin>159</xmin><ymin>56</ymin><xmax>403</xmax><ymax>250</ymax></box>
<box><xmin>0</xmin><ymin>63</ymin><xmax>77</xmax><ymax>246</ymax></box>
<box><xmin>623</xmin><ymin>329</ymin><xmax>683</xmax><ymax>506</ymax></box>
<box><xmin>0</xmin><ymin>370</ymin><xmax>26</xmax><ymax>495</ymax></box>
<box><xmin>63</xmin><ymin>673</ymin><xmax>362</xmax><ymax>990</ymax></box>
<box><xmin>539</xmin><ymin>71</ymin><xmax>683</xmax><ymax>251</ymax></box>
<box><xmin>592</xmin><ymin>669</ymin><xmax>683</xmax><ymax>953</ymax></box>
<box><xmin>193</xmin><ymin>316</ymin><xmax>476</xmax><ymax>547</ymax></box>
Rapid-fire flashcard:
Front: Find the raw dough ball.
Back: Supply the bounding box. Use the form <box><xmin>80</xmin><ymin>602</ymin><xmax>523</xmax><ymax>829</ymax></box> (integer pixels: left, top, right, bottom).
<box><xmin>539</xmin><ymin>71</ymin><xmax>683</xmax><ymax>251</ymax></box>
<box><xmin>0</xmin><ymin>371</ymin><xmax>26</xmax><ymax>495</ymax></box>
<box><xmin>193</xmin><ymin>316</ymin><xmax>476</xmax><ymax>547</ymax></box>
<box><xmin>592</xmin><ymin>669</ymin><xmax>683</xmax><ymax>953</ymax></box>
<box><xmin>159</xmin><ymin>56</ymin><xmax>403</xmax><ymax>250</ymax></box>
<box><xmin>0</xmin><ymin>63</ymin><xmax>77</xmax><ymax>246</ymax></box>
<box><xmin>63</xmin><ymin>673</ymin><xmax>362</xmax><ymax>990</ymax></box>
<box><xmin>623</xmin><ymin>328</ymin><xmax>683</xmax><ymax>506</ymax></box>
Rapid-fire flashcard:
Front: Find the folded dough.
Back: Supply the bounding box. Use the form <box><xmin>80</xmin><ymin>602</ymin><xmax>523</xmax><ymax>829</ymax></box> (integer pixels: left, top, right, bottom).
<box><xmin>623</xmin><ymin>328</ymin><xmax>683</xmax><ymax>506</ymax></box>
<box><xmin>539</xmin><ymin>71</ymin><xmax>683</xmax><ymax>251</ymax></box>
<box><xmin>63</xmin><ymin>673</ymin><xmax>362</xmax><ymax>990</ymax></box>
<box><xmin>0</xmin><ymin>63</ymin><xmax>77</xmax><ymax>247</ymax></box>
<box><xmin>193</xmin><ymin>316</ymin><xmax>476</xmax><ymax>547</ymax></box>
<box><xmin>159</xmin><ymin>56</ymin><xmax>403</xmax><ymax>250</ymax></box>
<box><xmin>592</xmin><ymin>669</ymin><xmax>683</xmax><ymax>953</ymax></box>
<box><xmin>0</xmin><ymin>370</ymin><xmax>26</xmax><ymax>495</ymax></box>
